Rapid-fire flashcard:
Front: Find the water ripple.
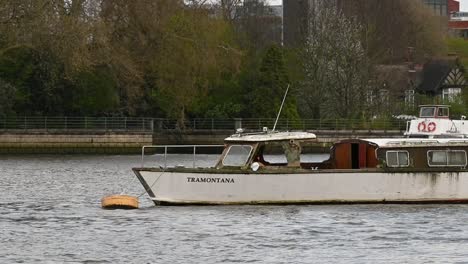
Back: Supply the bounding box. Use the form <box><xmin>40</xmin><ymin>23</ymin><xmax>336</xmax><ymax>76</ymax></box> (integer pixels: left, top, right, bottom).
<box><xmin>2</xmin><ymin>155</ymin><xmax>468</xmax><ymax>263</ymax></box>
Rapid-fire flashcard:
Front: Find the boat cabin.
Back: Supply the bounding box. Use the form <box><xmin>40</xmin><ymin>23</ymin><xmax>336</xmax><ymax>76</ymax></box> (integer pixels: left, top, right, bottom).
<box><xmin>333</xmin><ymin>138</ymin><xmax>468</xmax><ymax>170</ymax></box>
<box><xmin>419</xmin><ymin>105</ymin><xmax>449</xmax><ymax>119</ymax></box>
<box><xmin>217</xmin><ymin>131</ymin><xmax>319</xmax><ymax>170</ymax></box>
<box><xmin>216</xmin><ymin>131</ymin><xmax>468</xmax><ymax>171</ymax></box>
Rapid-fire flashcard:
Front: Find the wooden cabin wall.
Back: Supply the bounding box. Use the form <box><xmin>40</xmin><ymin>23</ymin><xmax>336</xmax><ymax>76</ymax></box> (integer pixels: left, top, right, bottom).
<box><xmin>333</xmin><ymin>142</ymin><xmax>378</xmax><ymax>169</ymax></box>
<box><xmin>366</xmin><ymin>145</ymin><xmax>378</xmax><ymax>168</ymax></box>
<box><xmin>359</xmin><ymin>144</ymin><xmax>367</xmax><ymax>168</ymax></box>
<box><xmin>334</xmin><ymin>143</ymin><xmax>351</xmax><ymax>169</ymax></box>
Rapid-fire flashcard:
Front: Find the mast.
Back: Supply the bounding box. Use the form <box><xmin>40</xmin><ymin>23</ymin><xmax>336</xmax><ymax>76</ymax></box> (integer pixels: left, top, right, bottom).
<box><xmin>272</xmin><ymin>84</ymin><xmax>290</xmax><ymax>132</ymax></box>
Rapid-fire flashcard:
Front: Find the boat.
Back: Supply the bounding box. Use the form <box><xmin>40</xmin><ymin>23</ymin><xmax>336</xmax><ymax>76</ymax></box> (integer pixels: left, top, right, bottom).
<box><xmin>133</xmin><ymin>127</ymin><xmax>468</xmax><ymax>205</ymax></box>
<box><xmin>405</xmin><ymin>105</ymin><xmax>468</xmax><ymax>138</ymax></box>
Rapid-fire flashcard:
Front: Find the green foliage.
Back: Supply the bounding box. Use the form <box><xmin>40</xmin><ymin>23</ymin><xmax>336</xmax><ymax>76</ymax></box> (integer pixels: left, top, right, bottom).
<box><xmin>447</xmin><ymin>38</ymin><xmax>468</xmax><ymax>57</ymax></box>
<box><xmin>0</xmin><ymin>0</ymin><xmax>454</xmax><ymax>121</ymax></box>
<box><xmin>72</xmin><ymin>67</ymin><xmax>119</xmax><ymax>115</ymax></box>
<box><xmin>0</xmin><ymin>45</ymin><xmax>120</xmax><ymax>116</ymax></box>
<box><xmin>0</xmin><ymin>78</ymin><xmax>16</xmax><ymax>117</ymax></box>
<box><xmin>247</xmin><ymin>45</ymin><xmax>300</xmax><ymax>120</ymax></box>
<box><xmin>193</xmin><ymin>74</ymin><xmax>245</xmax><ymax>118</ymax></box>
<box><xmin>0</xmin><ymin>46</ymin><xmax>35</xmax><ymax>86</ymax></box>
<box><xmin>0</xmin><ymin>46</ymin><xmax>67</xmax><ymax>115</ymax></box>
<box><xmin>448</xmin><ymin>38</ymin><xmax>468</xmax><ymax>80</ymax></box>
<box><xmin>152</xmin><ymin>9</ymin><xmax>241</xmax><ymax>124</ymax></box>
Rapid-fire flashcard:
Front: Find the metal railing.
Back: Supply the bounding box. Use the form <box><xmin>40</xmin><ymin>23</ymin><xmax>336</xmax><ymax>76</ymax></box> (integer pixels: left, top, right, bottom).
<box><xmin>0</xmin><ymin>117</ymin><xmax>154</xmax><ymax>131</ymax></box>
<box><xmin>155</xmin><ymin>117</ymin><xmax>408</xmax><ymax>131</ymax></box>
<box><xmin>0</xmin><ymin>116</ymin><xmax>408</xmax><ymax>132</ymax></box>
<box><xmin>141</xmin><ymin>145</ymin><xmax>224</xmax><ymax>168</ymax></box>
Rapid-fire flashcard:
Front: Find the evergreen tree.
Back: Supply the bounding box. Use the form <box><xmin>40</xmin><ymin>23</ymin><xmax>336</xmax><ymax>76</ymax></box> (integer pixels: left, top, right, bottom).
<box><xmin>248</xmin><ymin>45</ymin><xmax>300</xmax><ymax>121</ymax></box>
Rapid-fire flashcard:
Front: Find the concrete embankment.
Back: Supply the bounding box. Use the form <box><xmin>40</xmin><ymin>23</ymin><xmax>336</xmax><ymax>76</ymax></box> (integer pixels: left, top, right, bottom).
<box><xmin>0</xmin><ymin>131</ymin><xmax>153</xmax><ymax>154</ymax></box>
<box><xmin>0</xmin><ymin>129</ymin><xmax>404</xmax><ymax>154</ymax></box>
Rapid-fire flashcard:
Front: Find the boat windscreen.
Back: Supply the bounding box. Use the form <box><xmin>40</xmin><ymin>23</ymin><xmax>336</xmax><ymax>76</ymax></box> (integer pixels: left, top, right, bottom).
<box><xmin>222</xmin><ymin>145</ymin><xmax>252</xmax><ymax>166</ymax></box>
<box><xmin>420</xmin><ymin>107</ymin><xmax>435</xmax><ymax>117</ymax></box>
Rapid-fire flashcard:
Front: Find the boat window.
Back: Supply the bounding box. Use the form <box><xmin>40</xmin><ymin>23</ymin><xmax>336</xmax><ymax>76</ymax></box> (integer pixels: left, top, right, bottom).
<box><xmin>222</xmin><ymin>145</ymin><xmax>252</xmax><ymax>166</ymax></box>
<box><xmin>437</xmin><ymin>107</ymin><xmax>449</xmax><ymax>117</ymax></box>
<box><xmin>420</xmin><ymin>107</ymin><xmax>435</xmax><ymax>118</ymax></box>
<box><xmin>261</xmin><ymin>143</ymin><xmax>287</xmax><ymax>164</ymax></box>
<box><xmin>448</xmin><ymin>151</ymin><xmax>466</xmax><ymax>166</ymax></box>
<box><xmin>427</xmin><ymin>150</ymin><xmax>467</xmax><ymax>167</ymax></box>
<box><xmin>386</xmin><ymin>151</ymin><xmax>409</xmax><ymax>167</ymax></box>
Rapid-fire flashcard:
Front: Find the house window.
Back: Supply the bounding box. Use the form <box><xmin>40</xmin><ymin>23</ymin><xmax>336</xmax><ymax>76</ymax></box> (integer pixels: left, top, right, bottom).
<box><xmin>386</xmin><ymin>151</ymin><xmax>409</xmax><ymax>167</ymax></box>
<box><xmin>422</xmin><ymin>0</ymin><xmax>447</xmax><ymax>16</ymax></box>
<box><xmin>442</xmin><ymin>88</ymin><xmax>462</xmax><ymax>102</ymax></box>
<box><xmin>427</xmin><ymin>150</ymin><xmax>467</xmax><ymax>167</ymax></box>
<box><xmin>366</xmin><ymin>90</ymin><xmax>375</xmax><ymax>104</ymax></box>
<box><xmin>380</xmin><ymin>89</ymin><xmax>389</xmax><ymax>104</ymax></box>
<box><xmin>405</xmin><ymin>90</ymin><xmax>415</xmax><ymax>107</ymax></box>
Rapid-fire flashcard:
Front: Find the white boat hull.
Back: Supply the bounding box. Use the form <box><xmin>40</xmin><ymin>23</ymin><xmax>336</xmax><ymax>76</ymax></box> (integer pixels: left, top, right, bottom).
<box><xmin>133</xmin><ymin>169</ymin><xmax>468</xmax><ymax>205</ymax></box>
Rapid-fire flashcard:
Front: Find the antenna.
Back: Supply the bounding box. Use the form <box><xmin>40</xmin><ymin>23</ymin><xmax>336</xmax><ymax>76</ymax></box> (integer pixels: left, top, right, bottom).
<box><xmin>272</xmin><ymin>84</ymin><xmax>290</xmax><ymax>132</ymax></box>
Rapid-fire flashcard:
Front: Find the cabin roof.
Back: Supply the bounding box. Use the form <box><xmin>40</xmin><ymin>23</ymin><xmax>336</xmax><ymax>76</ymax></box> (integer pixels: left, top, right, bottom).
<box><xmin>419</xmin><ymin>105</ymin><xmax>450</xmax><ymax>107</ymax></box>
<box><xmin>361</xmin><ymin>138</ymin><xmax>468</xmax><ymax>147</ymax></box>
<box><xmin>224</xmin><ymin>131</ymin><xmax>317</xmax><ymax>143</ymax></box>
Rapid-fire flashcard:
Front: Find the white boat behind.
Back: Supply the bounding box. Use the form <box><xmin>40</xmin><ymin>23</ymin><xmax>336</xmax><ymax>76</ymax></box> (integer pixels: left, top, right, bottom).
<box><xmin>405</xmin><ymin>105</ymin><xmax>468</xmax><ymax>138</ymax></box>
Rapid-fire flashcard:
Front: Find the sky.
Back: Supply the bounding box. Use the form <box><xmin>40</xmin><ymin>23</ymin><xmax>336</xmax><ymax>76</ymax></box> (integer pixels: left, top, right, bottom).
<box><xmin>268</xmin><ymin>0</ymin><xmax>468</xmax><ymax>11</ymax></box>
<box><xmin>461</xmin><ymin>0</ymin><xmax>468</xmax><ymax>11</ymax></box>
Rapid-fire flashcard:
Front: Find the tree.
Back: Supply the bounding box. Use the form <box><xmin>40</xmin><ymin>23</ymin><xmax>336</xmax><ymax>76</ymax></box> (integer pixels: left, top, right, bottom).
<box><xmin>247</xmin><ymin>45</ymin><xmax>299</xmax><ymax>120</ymax></box>
<box><xmin>338</xmin><ymin>0</ymin><xmax>447</xmax><ymax>64</ymax></box>
<box><xmin>0</xmin><ymin>45</ymin><xmax>69</xmax><ymax>115</ymax></box>
<box><xmin>71</xmin><ymin>67</ymin><xmax>120</xmax><ymax>115</ymax></box>
<box><xmin>300</xmin><ymin>4</ymin><xmax>370</xmax><ymax>119</ymax></box>
<box><xmin>0</xmin><ymin>78</ymin><xmax>17</xmax><ymax>117</ymax></box>
<box><xmin>152</xmin><ymin>7</ymin><xmax>241</xmax><ymax>127</ymax></box>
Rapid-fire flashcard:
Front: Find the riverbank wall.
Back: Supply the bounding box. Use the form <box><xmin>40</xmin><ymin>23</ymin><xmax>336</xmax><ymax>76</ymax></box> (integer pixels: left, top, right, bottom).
<box><xmin>0</xmin><ymin>129</ymin><xmax>404</xmax><ymax>154</ymax></box>
<box><xmin>0</xmin><ymin>131</ymin><xmax>153</xmax><ymax>154</ymax></box>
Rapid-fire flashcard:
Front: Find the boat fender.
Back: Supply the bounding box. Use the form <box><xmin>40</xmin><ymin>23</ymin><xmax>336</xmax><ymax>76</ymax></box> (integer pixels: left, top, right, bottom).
<box><xmin>101</xmin><ymin>195</ymin><xmax>139</xmax><ymax>210</ymax></box>
<box><xmin>251</xmin><ymin>162</ymin><xmax>260</xmax><ymax>172</ymax></box>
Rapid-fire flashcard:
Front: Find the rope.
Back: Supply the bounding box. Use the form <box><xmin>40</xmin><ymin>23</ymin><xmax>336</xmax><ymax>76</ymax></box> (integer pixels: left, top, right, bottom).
<box><xmin>119</xmin><ymin>163</ymin><xmax>165</xmax><ymax>199</ymax></box>
<box><xmin>136</xmin><ymin>169</ymin><xmax>165</xmax><ymax>198</ymax></box>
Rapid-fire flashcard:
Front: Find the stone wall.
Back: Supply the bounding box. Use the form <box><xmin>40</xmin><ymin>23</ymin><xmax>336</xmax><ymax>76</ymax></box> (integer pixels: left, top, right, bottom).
<box><xmin>0</xmin><ymin>132</ymin><xmax>153</xmax><ymax>154</ymax></box>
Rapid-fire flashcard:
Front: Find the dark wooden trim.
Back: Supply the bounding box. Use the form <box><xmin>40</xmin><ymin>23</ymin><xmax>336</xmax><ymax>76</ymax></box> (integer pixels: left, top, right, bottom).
<box><xmin>133</xmin><ymin>167</ymin><xmax>468</xmax><ymax>174</ymax></box>
<box><xmin>154</xmin><ymin>199</ymin><xmax>468</xmax><ymax>206</ymax></box>
<box><xmin>132</xmin><ymin>169</ymin><xmax>156</xmax><ymax>198</ymax></box>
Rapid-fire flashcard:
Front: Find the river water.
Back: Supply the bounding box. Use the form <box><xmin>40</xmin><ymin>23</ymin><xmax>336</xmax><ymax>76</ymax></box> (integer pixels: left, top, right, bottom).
<box><xmin>2</xmin><ymin>155</ymin><xmax>468</xmax><ymax>263</ymax></box>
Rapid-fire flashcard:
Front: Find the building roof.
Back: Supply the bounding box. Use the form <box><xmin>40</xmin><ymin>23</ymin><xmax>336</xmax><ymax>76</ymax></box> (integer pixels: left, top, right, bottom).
<box><xmin>418</xmin><ymin>57</ymin><xmax>458</xmax><ymax>93</ymax></box>
<box><xmin>374</xmin><ymin>64</ymin><xmax>415</xmax><ymax>93</ymax></box>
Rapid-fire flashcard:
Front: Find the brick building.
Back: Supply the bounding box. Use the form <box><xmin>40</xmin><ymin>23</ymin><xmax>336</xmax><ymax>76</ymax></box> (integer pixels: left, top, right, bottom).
<box><xmin>282</xmin><ymin>0</ymin><xmax>450</xmax><ymax>47</ymax></box>
<box><xmin>447</xmin><ymin>0</ymin><xmax>468</xmax><ymax>38</ymax></box>
<box><xmin>422</xmin><ymin>0</ymin><xmax>449</xmax><ymax>16</ymax></box>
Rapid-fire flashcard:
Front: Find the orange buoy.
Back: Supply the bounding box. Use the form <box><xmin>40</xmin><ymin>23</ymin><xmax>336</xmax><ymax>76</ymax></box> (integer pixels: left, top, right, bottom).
<box><xmin>101</xmin><ymin>195</ymin><xmax>139</xmax><ymax>210</ymax></box>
